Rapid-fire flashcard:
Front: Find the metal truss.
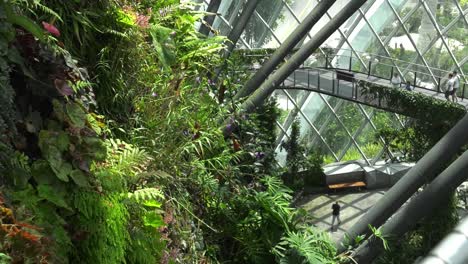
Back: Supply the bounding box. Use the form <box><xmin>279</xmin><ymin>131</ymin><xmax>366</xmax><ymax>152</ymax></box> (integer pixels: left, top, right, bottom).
<box><xmin>203</xmin><ymin>0</ymin><xmax>468</xmax><ymax>165</ymax></box>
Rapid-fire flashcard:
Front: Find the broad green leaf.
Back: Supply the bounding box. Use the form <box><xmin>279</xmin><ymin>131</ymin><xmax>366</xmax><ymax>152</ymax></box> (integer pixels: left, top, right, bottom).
<box><xmin>38</xmin><ymin>184</ymin><xmax>72</xmax><ymax>210</ymax></box>
<box><xmin>31</xmin><ymin>160</ymin><xmax>58</xmax><ymax>185</ymax></box>
<box><xmin>149</xmin><ymin>25</ymin><xmax>176</xmax><ymax>70</ymax></box>
<box><xmin>70</xmin><ymin>170</ymin><xmax>89</xmax><ymax>187</ymax></box>
<box><xmin>143</xmin><ymin>211</ymin><xmax>165</xmax><ymax>228</ymax></box>
<box><xmin>56</xmin><ymin>131</ymin><xmax>70</xmax><ymax>152</ymax></box>
<box><xmin>52</xmin><ymin>100</ymin><xmax>67</xmax><ymax>122</ymax></box>
<box><xmin>83</xmin><ymin>137</ymin><xmax>107</xmax><ymax>160</ymax></box>
<box><xmin>46</xmin><ymin>146</ymin><xmax>71</xmax><ymax>182</ymax></box>
<box><xmin>143</xmin><ymin>199</ymin><xmax>162</xmax><ymax>208</ymax></box>
<box><xmin>86</xmin><ymin>114</ymin><xmax>102</xmax><ymax>135</ymax></box>
<box><xmin>0</xmin><ymin>253</ymin><xmax>12</xmax><ymax>263</ymax></box>
<box><xmin>66</xmin><ymin>102</ymin><xmax>86</xmax><ymax>128</ymax></box>
<box><xmin>117</xmin><ymin>9</ymin><xmax>135</xmax><ymax>27</ymax></box>
<box><xmin>3</xmin><ymin>3</ymin><xmax>45</xmax><ymax>41</ymax></box>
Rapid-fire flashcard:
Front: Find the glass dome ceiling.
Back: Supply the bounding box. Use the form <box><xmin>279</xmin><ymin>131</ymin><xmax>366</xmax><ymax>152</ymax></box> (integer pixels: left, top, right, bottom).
<box><xmin>200</xmin><ymin>0</ymin><xmax>467</xmax><ymax>166</ymax></box>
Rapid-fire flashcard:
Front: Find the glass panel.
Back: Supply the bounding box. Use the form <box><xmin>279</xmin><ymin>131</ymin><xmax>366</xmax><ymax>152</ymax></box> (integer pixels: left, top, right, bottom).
<box><xmin>446</xmin><ymin>17</ymin><xmax>467</xmax><ymax>78</ymax></box>
<box><xmin>341</xmin><ymin>145</ymin><xmax>364</xmax><ymax>162</ymax></box>
<box><xmin>267</xmin><ymin>0</ymin><xmax>302</xmax><ymax>47</ymax></box>
<box><xmin>213</xmin><ymin>0</ymin><xmax>244</xmax><ymax>36</ymax></box>
<box><xmin>435</xmin><ymin>0</ymin><xmax>453</xmax><ymax>28</ymax></box>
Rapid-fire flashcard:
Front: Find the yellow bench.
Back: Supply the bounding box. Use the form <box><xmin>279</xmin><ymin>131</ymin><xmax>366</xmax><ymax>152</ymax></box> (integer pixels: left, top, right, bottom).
<box><xmin>328</xmin><ymin>181</ymin><xmax>366</xmax><ymax>191</ymax></box>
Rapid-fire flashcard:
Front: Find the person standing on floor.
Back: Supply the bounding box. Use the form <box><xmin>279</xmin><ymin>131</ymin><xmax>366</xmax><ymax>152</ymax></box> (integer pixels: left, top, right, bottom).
<box><xmin>452</xmin><ymin>71</ymin><xmax>460</xmax><ymax>103</ymax></box>
<box><xmin>390</xmin><ymin>73</ymin><xmax>401</xmax><ymax>88</ymax></box>
<box><xmin>445</xmin><ymin>73</ymin><xmax>455</xmax><ymax>101</ymax></box>
<box><xmin>331</xmin><ymin>201</ymin><xmax>341</xmax><ymax>230</ymax></box>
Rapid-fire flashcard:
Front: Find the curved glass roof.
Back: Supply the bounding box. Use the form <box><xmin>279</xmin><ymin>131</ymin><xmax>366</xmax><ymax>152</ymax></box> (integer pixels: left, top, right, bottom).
<box><xmin>201</xmin><ymin>0</ymin><xmax>467</xmax><ymax>165</ymax></box>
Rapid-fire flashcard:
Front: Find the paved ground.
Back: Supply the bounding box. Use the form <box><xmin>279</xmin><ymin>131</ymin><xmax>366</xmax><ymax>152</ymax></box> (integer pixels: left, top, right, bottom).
<box><xmin>297</xmin><ymin>189</ymin><xmax>387</xmax><ymax>242</ymax></box>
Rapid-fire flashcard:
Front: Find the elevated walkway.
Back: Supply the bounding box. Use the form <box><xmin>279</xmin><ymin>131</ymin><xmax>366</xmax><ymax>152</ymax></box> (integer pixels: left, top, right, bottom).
<box><xmin>279</xmin><ymin>67</ymin><xmax>468</xmax><ymax>114</ymax></box>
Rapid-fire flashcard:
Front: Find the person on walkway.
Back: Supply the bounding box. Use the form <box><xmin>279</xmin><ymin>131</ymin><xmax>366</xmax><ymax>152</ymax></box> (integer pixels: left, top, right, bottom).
<box><xmin>445</xmin><ymin>73</ymin><xmax>455</xmax><ymax>101</ymax></box>
<box><xmin>399</xmin><ymin>43</ymin><xmax>405</xmax><ymax>58</ymax></box>
<box><xmin>331</xmin><ymin>201</ymin><xmax>341</xmax><ymax>230</ymax></box>
<box><xmin>390</xmin><ymin>73</ymin><xmax>401</xmax><ymax>88</ymax></box>
<box><xmin>452</xmin><ymin>71</ymin><xmax>460</xmax><ymax>103</ymax></box>
<box><xmin>405</xmin><ymin>80</ymin><xmax>412</xmax><ymax>91</ymax></box>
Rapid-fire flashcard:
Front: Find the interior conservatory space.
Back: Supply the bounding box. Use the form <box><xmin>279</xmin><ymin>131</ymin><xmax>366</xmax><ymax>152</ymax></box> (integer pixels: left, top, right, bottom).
<box><xmin>0</xmin><ymin>0</ymin><xmax>467</xmax><ymax>263</ymax></box>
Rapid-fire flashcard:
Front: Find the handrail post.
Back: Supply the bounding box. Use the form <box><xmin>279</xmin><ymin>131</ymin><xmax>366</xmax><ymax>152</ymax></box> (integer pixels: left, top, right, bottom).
<box><xmin>349</xmin><ymin>54</ymin><xmax>352</xmax><ymax>71</ymax></box>
<box><xmin>437</xmin><ymin>77</ymin><xmax>441</xmax><ymax>93</ymax></box>
<box><xmin>332</xmin><ymin>72</ymin><xmax>335</xmax><ymax>94</ymax></box>
<box><xmin>463</xmin><ymin>83</ymin><xmax>466</xmax><ymax>101</ymax></box>
<box><xmin>318</xmin><ymin>70</ymin><xmax>321</xmax><ymax>90</ymax></box>
<box><xmin>308</xmin><ymin>69</ymin><xmax>310</xmax><ymax>88</ymax></box>
<box><xmin>390</xmin><ymin>67</ymin><xmax>394</xmax><ymax>80</ymax></box>
<box><xmin>325</xmin><ymin>55</ymin><xmax>328</xmax><ymax>69</ymax></box>
<box><xmin>413</xmin><ymin>72</ymin><xmax>417</xmax><ymax>87</ymax></box>
<box><xmin>293</xmin><ymin>70</ymin><xmax>296</xmax><ymax>87</ymax></box>
<box><xmin>368</xmin><ymin>61</ymin><xmax>372</xmax><ymax>77</ymax></box>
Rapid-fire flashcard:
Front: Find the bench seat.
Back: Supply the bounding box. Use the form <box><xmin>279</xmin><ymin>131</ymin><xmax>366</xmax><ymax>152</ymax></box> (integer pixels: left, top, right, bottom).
<box><xmin>328</xmin><ymin>181</ymin><xmax>366</xmax><ymax>189</ymax></box>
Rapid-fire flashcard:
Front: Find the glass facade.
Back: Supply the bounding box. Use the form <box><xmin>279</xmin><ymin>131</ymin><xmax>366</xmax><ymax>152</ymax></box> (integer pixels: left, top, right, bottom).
<box><xmin>201</xmin><ymin>0</ymin><xmax>467</xmax><ymax>165</ymax></box>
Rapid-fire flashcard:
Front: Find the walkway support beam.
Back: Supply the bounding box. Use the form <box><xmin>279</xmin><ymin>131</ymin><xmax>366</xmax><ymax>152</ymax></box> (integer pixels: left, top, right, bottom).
<box><xmin>199</xmin><ymin>0</ymin><xmax>222</xmax><ymax>36</ymax></box>
<box><xmin>234</xmin><ymin>0</ymin><xmax>337</xmax><ymax>100</ymax></box>
<box><xmin>337</xmin><ymin>114</ymin><xmax>468</xmax><ymax>253</ymax></box>
<box><xmin>351</xmin><ymin>149</ymin><xmax>468</xmax><ymax>263</ymax></box>
<box><xmin>237</xmin><ymin>0</ymin><xmax>368</xmax><ymax>114</ymax></box>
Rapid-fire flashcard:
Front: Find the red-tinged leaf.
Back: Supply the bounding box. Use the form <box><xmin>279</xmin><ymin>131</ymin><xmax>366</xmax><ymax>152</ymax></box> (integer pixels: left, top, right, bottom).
<box><xmin>42</xmin><ymin>22</ymin><xmax>60</xmax><ymax>37</ymax></box>
<box><xmin>54</xmin><ymin>79</ymin><xmax>73</xmax><ymax>96</ymax></box>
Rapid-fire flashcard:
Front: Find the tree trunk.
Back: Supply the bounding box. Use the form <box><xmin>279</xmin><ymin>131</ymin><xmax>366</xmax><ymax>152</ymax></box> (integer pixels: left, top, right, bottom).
<box><xmin>352</xmin><ymin>149</ymin><xmax>468</xmax><ymax>263</ymax></box>
<box><xmin>235</xmin><ymin>0</ymin><xmax>368</xmax><ymax>115</ymax></box>
<box><xmin>233</xmin><ymin>0</ymin><xmax>336</xmax><ymax>101</ymax></box>
<box><xmin>199</xmin><ymin>0</ymin><xmax>222</xmax><ymax>36</ymax></box>
<box><xmin>337</xmin><ymin>113</ymin><xmax>468</xmax><ymax>253</ymax></box>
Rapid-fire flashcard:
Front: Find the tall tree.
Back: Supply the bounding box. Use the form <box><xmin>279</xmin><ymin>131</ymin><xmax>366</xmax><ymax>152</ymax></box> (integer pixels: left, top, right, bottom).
<box><xmin>281</xmin><ymin>120</ymin><xmax>305</xmax><ymax>186</ymax></box>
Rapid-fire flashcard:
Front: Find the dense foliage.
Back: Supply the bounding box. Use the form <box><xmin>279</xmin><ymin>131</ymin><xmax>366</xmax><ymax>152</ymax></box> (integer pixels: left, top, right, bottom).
<box><xmin>0</xmin><ymin>1</ymin><xmax>338</xmax><ymax>263</ymax></box>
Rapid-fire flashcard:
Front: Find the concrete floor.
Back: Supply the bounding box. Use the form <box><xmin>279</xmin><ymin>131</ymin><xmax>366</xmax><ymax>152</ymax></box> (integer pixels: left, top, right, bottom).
<box><xmin>297</xmin><ymin>189</ymin><xmax>387</xmax><ymax>242</ymax></box>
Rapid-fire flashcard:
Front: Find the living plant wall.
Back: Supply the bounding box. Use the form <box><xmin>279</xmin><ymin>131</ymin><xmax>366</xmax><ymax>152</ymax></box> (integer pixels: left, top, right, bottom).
<box><xmin>0</xmin><ymin>1</ymin><xmax>341</xmax><ymax>263</ymax></box>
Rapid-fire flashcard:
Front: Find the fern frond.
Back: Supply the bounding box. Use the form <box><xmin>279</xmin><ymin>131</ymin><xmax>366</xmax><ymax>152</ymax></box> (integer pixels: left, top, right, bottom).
<box><xmin>33</xmin><ymin>1</ymin><xmax>63</xmax><ymax>22</ymax></box>
<box><xmin>127</xmin><ymin>188</ymin><xmax>164</xmax><ymax>203</ymax></box>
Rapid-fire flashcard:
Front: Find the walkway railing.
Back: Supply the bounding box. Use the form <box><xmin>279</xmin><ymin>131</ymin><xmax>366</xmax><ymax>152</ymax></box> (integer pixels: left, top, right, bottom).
<box><xmin>239</xmin><ymin>48</ymin><xmax>467</xmax><ymax>100</ymax></box>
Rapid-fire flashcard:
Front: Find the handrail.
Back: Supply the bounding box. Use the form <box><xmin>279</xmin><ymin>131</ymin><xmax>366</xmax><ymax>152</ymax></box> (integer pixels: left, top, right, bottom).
<box><xmin>328</xmin><ymin>54</ymin><xmax>456</xmax><ymax>84</ymax></box>
<box><xmin>237</xmin><ymin>48</ymin><xmax>467</xmax><ymax>99</ymax></box>
<box><xmin>233</xmin><ymin>63</ymin><xmax>467</xmax><ymax>101</ymax></box>
<box><xmin>239</xmin><ymin>47</ymin><xmax>467</xmax><ymax>80</ymax></box>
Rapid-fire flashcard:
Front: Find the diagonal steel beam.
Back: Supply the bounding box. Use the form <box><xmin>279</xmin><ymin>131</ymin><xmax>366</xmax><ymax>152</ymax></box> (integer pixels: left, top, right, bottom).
<box><xmin>337</xmin><ymin>109</ymin><xmax>375</xmax><ymax>161</ymax></box>
<box><xmin>252</xmin><ymin>10</ymin><xmax>282</xmax><ymax>46</ymax></box>
<box><xmin>386</xmin><ymin>0</ymin><xmax>438</xmax><ymax>85</ymax></box>
<box><xmin>282</xmin><ymin>90</ymin><xmax>340</xmax><ymax>161</ymax></box>
<box><xmin>420</xmin><ymin>0</ymin><xmax>466</xmax><ymax>78</ymax></box>
<box><xmin>316</xmin><ymin>92</ymin><xmax>371</xmax><ymax>165</ymax></box>
<box><xmin>223</xmin><ymin>0</ymin><xmax>260</xmax><ymax>58</ymax></box>
<box><xmin>400</xmin><ymin>6</ymin><xmax>468</xmax><ymax>80</ymax></box>
<box><xmin>356</xmin><ymin>7</ymin><xmax>405</xmax><ymax>79</ymax></box>
<box><xmin>203</xmin><ymin>0</ymin><xmax>252</xmax><ymax>48</ymax></box>
<box><xmin>199</xmin><ymin>0</ymin><xmax>222</xmax><ymax>36</ymax></box>
<box><xmin>275</xmin><ymin>90</ymin><xmax>311</xmax><ymax>147</ymax></box>
<box><xmin>357</xmin><ymin>104</ymin><xmax>396</xmax><ymax>162</ymax></box>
